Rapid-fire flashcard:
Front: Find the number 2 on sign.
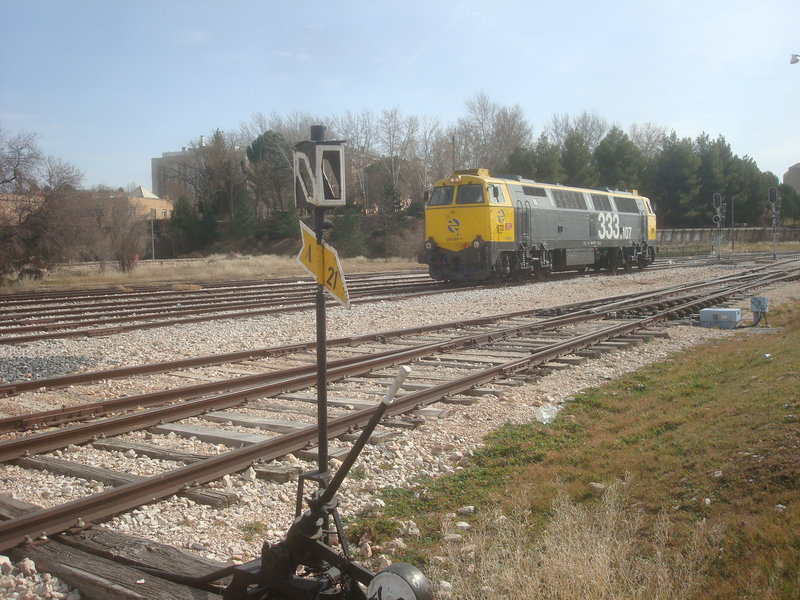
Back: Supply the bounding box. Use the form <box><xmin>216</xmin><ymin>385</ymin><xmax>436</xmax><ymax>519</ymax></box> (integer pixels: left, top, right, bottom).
<box><xmin>326</xmin><ymin>266</ymin><xmax>339</xmax><ymax>290</ymax></box>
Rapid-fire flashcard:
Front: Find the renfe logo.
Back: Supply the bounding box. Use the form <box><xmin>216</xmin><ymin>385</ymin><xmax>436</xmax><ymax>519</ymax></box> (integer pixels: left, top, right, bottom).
<box><xmin>497</xmin><ymin>209</ymin><xmax>506</xmax><ymax>223</ymax></box>
<box><xmin>447</xmin><ymin>218</ymin><xmax>460</xmax><ymax>233</ymax></box>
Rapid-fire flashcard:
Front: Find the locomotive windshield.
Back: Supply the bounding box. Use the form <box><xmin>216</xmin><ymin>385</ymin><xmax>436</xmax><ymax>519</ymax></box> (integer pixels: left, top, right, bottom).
<box><xmin>428</xmin><ymin>186</ymin><xmax>454</xmax><ymax>206</ymax></box>
<box><xmin>455</xmin><ymin>184</ymin><xmax>485</xmax><ymax>204</ymax></box>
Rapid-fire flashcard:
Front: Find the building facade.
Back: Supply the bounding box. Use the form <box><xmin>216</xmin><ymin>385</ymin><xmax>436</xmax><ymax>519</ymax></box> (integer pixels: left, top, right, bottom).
<box><xmin>151</xmin><ymin>146</ymin><xmax>199</xmax><ymax>202</ymax></box>
<box><xmin>128</xmin><ymin>186</ymin><xmax>173</xmax><ymax>220</ymax></box>
<box><xmin>783</xmin><ymin>163</ymin><xmax>800</xmax><ymax>195</ymax></box>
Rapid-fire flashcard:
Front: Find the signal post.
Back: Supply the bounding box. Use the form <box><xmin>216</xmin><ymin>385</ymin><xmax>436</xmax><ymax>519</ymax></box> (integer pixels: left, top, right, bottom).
<box><xmin>293</xmin><ymin>125</ymin><xmax>348</xmax><ymax>492</ymax></box>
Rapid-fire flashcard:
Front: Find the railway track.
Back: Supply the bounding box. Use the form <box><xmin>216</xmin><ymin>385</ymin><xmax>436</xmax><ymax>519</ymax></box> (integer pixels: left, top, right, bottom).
<box><xmin>0</xmin><ymin>259</ymin><xmax>789</xmax><ymax>418</ymax></box>
<box><xmin>0</xmin><ymin>272</ymin><xmax>447</xmax><ymax>345</ymax></box>
<box><xmin>1</xmin><ymin>264</ymin><xmax>797</xmax><ymax>543</ymax></box>
<box><xmin>0</xmin><ymin>253</ymin><xmax>770</xmax><ymax>346</ymax></box>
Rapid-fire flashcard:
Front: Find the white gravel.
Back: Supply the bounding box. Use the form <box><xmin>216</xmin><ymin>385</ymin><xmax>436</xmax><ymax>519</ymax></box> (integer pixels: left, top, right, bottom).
<box><xmin>1</xmin><ymin>262</ymin><xmax>799</xmax><ymax>598</ymax></box>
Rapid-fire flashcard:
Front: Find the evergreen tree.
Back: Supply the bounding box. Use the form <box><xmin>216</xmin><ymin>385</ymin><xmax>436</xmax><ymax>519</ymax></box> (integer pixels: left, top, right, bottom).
<box><xmin>645</xmin><ymin>132</ymin><xmax>700</xmax><ymax>227</ymax></box>
<box><xmin>332</xmin><ymin>207</ymin><xmax>367</xmax><ymax>257</ymax></box>
<box><xmin>504</xmin><ymin>145</ymin><xmax>537</xmax><ymax>179</ymax></box>
<box><xmin>593</xmin><ymin>126</ymin><xmax>644</xmax><ymax>191</ymax></box>
<box><xmin>695</xmin><ymin>134</ymin><xmax>732</xmax><ymax>226</ymax></box>
<box><xmin>561</xmin><ymin>131</ymin><xmax>597</xmax><ymax>188</ymax></box>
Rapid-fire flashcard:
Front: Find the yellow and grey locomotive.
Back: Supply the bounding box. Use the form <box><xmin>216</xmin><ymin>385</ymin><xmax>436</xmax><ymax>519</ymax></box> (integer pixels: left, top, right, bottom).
<box><xmin>420</xmin><ymin>169</ymin><xmax>656</xmax><ymax>281</ymax></box>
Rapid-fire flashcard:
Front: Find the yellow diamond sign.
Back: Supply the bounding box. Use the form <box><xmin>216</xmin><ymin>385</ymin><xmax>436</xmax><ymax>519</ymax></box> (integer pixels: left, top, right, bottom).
<box><xmin>297</xmin><ymin>221</ymin><xmax>350</xmax><ymax>308</ymax></box>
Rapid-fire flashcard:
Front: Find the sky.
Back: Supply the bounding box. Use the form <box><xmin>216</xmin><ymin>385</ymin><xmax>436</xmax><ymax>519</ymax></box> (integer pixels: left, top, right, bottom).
<box><xmin>2</xmin><ymin>0</ymin><xmax>799</xmax><ymax>190</ymax></box>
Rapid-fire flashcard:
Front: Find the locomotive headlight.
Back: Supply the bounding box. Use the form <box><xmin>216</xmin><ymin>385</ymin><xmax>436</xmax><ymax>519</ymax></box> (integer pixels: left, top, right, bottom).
<box><xmin>449</xmin><ymin>175</ymin><xmax>460</xmax><ymax>184</ymax></box>
<box><xmin>424</xmin><ymin>240</ymin><xmax>433</xmax><ymax>250</ymax></box>
<box><xmin>472</xmin><ymin>239</ymin><xmax>482</xmax><ymax>248</ymax></box>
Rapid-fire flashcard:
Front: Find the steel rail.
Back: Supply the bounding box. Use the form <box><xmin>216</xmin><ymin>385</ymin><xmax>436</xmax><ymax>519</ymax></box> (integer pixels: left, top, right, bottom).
<box><xmin>2</xmin><ymin>267</ymin><xmax>764</xmax><ymax>435</ymax></box>
<box><xmin>0</xmin><ymin>280</ymin><xmax>444</xmax><ymax>334</ymax></box>
<box><xmin>0</xmin><ymin>284</ymin><xmax>454</xmax><ymax>346</ymax></box>
<box><xmin>0</xmin><ymin>271</ymin><xmax>430</xmax><ymax>307</ymax></box>
<box><xmin>0</xmin><ymin>276</ymin><xmax>438</xmax><ymax>326</ymax></box>
<box><xmin>1</xmin><ymin>265</ymin><xmax>793</xmax><ymax>435</ymax></box>
<box><xmin>1</xmin><ymin>260</ymin><xmax>786</xmax><ymax>395</ymax></box>
<box><xmin>2</xmin><ymin>269</ymin><xmax>796</xmax><ymax>553</ymax></box>
<box><xmin>5</xmin><ymin>258</ymin><xmax>791</xmax><ymax>345</ymax></box>
<box><xmin>0</xmin><ymin>285</ymin><xmax>650</xmax><ymax>399</ymax></box>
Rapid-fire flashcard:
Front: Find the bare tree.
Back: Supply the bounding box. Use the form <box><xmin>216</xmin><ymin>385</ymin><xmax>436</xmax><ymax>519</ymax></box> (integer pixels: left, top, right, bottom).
<box><xmin>40</xmin><ymin>156</ymin><xmax>83</xmax><ymax>195</ymax></box>
<box><xmin>546</xmin><ymin>113</ymin><xmax>573</xmax><ymax>148</ymax></box>
<box><xmin>491</xmin><ymin>104</ymin><xmax>532</xmax><ymax>168</ymax></box>
<box><xmin>546</xmin><ymin>111</ymin><xmax>609</xmax><ymax>152</ymax></box>
<box><xmin>572</xmin><ymin>111</ymin><xmax>609</xmax><ymax>151</ymax></box>
<box><xmin>376</xmin><ymin>107</ymin><xmax>418</xmax><ymax>195</ymax></box>
<box><xmin>629</xmin><ymin>121</ymin><xmax>668</xmax><ymax>160</ymax></box>
<box><xmin>453</xmin><ymin>94</ymin><xmax>532</xmax><ymax>172</ymax></box>
<box><xmin>331</xmin><ymin>109</ymin><xmax>378</xmax><ymax>209</ymax></box>
<box><xmin>410</xmin><ymin>115</ymin><xmax>442</xmax><ymax>196</ymax></box>
<box><xmin>467</xmin><ymin>92</ymin><xmax>496</xmax><ymax>164</ymax></box>
<box><xmin>27</xmin><ymin>157</ymin><xmax>86</xmax><ymax>265</ymax></box>
<box><xmin>0</xmin><ymin>127</ymin><xmax>42</xmax><ymax>191</ymax></box>
<box><xmin>101</xmin><ymin>195</ymin><xmax>148</xmax><ymax>271</ymax></box>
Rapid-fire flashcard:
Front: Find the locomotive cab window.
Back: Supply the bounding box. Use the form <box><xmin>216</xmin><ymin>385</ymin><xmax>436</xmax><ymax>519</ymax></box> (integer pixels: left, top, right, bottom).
<box><xmin>456</xmin><ymin>184</ymin><xmax>485</xmax><ymax>204</ymax></box>
<box><xmin>488</xmin><ymin>183</ymin><xmax>505</xmax><ymax>204</ymax></box>
<box><xmin>428</xmin><ymin>186</ymin><xmax>454</xmax><ymax>206</ymax></box>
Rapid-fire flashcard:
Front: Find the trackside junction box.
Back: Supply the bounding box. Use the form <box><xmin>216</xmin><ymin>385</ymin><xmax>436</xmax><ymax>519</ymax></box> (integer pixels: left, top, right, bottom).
<box><xmin>699</xmin><ymin>308</ymin><xmax>742</xmax><ymax>329</ymax></box>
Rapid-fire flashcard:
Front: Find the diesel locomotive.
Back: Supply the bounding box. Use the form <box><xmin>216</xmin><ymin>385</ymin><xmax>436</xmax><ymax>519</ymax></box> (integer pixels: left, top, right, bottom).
<box><xmin>419</xmin><ymin>168</ymin><xmax>657</xmax><ymax>281</ymax></box>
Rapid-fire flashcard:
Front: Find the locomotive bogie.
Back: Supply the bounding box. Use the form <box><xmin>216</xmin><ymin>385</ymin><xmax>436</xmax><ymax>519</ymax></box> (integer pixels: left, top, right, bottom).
<box><xmin>420</xmin><ymin>169</ymin><xmax>656</xmax><ymax>282</ymax></box>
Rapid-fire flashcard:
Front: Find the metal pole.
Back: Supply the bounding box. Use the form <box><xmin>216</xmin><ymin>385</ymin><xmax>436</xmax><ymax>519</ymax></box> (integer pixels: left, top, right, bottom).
<box><xmin>730</xmin><ymin>199</ymin><xmax>735</xmax><ymax>252</ymax></box>
<box><xmin>314</xmin><ymin>205</ymin><xmax>328</xmax><ymax>474</ymax></box>
<box><xmin>310</xmin><ymin>125</ymin><xmax>329</xmax><ymax>478</ymax></box>
<box><xmin>151</xmin><ymin>215</ymin><xmax>155</xmax><ymax>260</ymax></box>
<box><xmin>772</xmin><ymin>203</ymin><xmax>777</xmax><ymax>261</ymax></box>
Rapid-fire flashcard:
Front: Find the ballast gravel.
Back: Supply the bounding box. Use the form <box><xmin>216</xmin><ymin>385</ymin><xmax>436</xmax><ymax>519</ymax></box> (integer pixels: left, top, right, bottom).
<box><xmin>1</xmin><ymin>262</ymin><xmax>798</xmax><ymax>599</ymax></box>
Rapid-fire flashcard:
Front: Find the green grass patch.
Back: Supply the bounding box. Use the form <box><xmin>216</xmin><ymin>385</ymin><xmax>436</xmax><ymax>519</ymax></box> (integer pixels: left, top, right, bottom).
<box><xmin>239</xmin><ymin>520</ymin><xmax>267</xmax><ymax>542</ymax></box>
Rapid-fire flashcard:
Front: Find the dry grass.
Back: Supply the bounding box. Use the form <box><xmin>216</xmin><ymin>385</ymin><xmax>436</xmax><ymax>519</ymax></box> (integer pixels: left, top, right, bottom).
<box><xmin>430</xmin><ymin>483</ymin><xmax>719</xmax><ymax>599</ymax></box>
<box><xmin>1</xmin><ymin>253</ymin><xmax>424</xmax><ymax>292</ymax></box>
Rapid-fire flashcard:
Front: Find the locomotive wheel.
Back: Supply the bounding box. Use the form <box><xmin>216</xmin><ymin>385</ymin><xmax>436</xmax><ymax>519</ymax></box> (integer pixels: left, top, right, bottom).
<box><xmin>623</xmin><ymin>253</ymin><xmax>633</xmax><ymax>273</ymax></box>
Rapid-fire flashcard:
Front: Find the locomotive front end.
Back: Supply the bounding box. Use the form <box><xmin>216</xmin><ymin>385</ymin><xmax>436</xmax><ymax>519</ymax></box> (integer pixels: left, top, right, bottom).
<box><xmin>420</xmin><ymin>170</ymin><xmax>512</xmax><ymax>281</ymax></box>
